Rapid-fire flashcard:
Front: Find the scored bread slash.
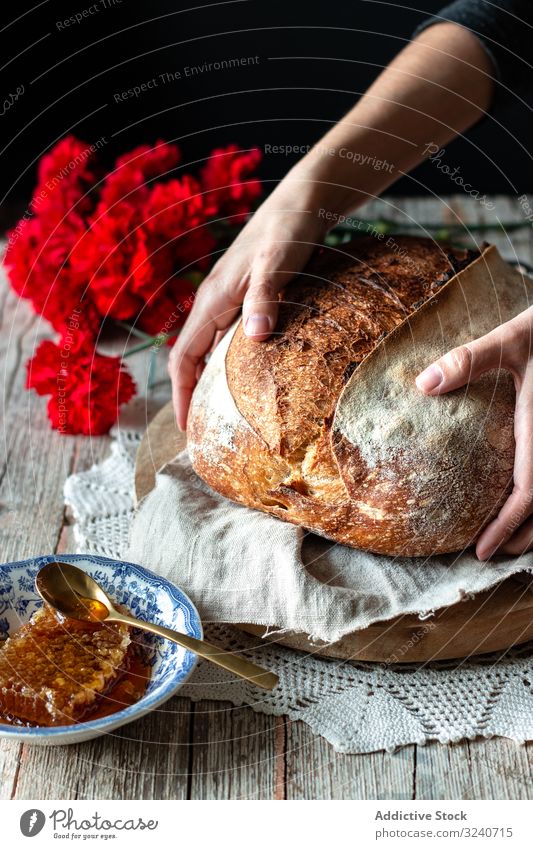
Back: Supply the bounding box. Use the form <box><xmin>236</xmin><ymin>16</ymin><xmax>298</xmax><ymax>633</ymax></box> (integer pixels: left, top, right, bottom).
<box><xmin>0</xmin><ymin>604</ymin><xmax>131</xmax><ymax>726</ymax></box>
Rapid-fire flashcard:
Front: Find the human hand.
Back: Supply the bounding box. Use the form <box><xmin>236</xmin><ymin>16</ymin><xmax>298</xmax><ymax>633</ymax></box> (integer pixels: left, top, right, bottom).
<box><xmin>415</xmin><ymin>308</ymin><xmax>533</xmax><ymax>560</ymax></box>
<box><xmin>168</xmin><ymin>181</ymin><xmax>327</xmax><ymax>430</ymax></box>
<box><xmin>168</xmin><ymin>15</ymin><xmax>496</xmax><ymax>434</ymax></box>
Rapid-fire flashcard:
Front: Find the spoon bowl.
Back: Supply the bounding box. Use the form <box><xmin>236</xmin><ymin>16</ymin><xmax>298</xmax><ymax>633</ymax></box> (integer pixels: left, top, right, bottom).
<box><xmin>36</xmin><ymin>562</ymin><xmax>112</xmax><ymax>621</ymax></box>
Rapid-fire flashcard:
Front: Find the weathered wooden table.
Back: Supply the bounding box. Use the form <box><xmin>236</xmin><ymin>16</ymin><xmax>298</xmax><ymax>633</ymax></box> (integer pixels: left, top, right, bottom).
<box><xmin>1</xmin><ymin>196</ymin><xmax>533</xmax><ymax>800</ymax></box>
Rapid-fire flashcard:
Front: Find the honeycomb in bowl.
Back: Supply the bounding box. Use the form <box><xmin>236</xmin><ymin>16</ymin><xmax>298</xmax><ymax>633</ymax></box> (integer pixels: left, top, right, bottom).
<box><xmin>0</xmin><ymin>604</ymin><xmax>132</xmax><ymax>726</ymax></box>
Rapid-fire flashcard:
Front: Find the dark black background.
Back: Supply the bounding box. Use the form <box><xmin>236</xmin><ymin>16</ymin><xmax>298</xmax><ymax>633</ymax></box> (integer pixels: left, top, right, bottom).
<box><xmin>1</xmin><ymin>0</ymin><xmax>531</xmax><ymax>218</ymax></box>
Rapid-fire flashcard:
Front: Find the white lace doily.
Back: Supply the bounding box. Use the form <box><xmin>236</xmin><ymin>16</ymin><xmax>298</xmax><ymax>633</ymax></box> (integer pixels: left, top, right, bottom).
<box><xmin>63</xmin><ymin>421</ymin><xmax>533</xmax><ymax>754</ymax></box>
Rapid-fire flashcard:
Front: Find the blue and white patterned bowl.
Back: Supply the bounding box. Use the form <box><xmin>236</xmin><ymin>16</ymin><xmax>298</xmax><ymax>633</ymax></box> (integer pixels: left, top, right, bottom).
<box><xmin>0</xmin><ymin>554</ymin><xmax>202</xmax><ymax>745</ymax></box>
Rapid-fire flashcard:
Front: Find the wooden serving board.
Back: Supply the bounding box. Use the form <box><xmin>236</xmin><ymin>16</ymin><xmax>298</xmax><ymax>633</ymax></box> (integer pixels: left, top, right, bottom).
<box><xmin>135</xmin><ymin>402</ymin><xmax>533</xmax><ymax>663</ymax></box>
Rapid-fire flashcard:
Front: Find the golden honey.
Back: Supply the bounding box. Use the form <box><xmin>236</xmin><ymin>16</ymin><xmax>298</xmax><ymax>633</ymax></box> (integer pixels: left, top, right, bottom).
<box><xmin>0</xmin><ymin>605</ymin><xmax>150</xmax><ymax>727</ymax></box>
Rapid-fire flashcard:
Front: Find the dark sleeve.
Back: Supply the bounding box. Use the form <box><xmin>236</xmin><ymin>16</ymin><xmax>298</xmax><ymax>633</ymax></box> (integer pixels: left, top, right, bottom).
<box><xmin>415</xmin><ymin>0</ymin><xmax>533</xmax><ymax>105</ymax></box>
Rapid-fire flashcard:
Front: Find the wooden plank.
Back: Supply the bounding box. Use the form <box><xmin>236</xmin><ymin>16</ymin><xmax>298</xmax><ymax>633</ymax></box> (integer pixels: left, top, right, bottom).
<box><xmin>0</xmin><ymin>274</ymin><xmax>81</xmax><ymax>799</ymax></box>
<box><xmin>362</xmin><ymin>194</ymin><xmax>533</xmax><ymax>260</ymax></box>
<box><xmin>481</xmin><ymin>195</ymin><xmax>525</xmax><ymax>262</ymax></box>
<box><xmin>0</xmin><ymin>264</ymin><xmax>186</xmax><ymax>800</ymax></box>
<box><xmin>12</xmin><ymin>697</ymin><xmax>192</xmax><ymax>800</ymax></box>
<box><xmin>0</xmin><ymin>275</ymin><xmax>38</xmax><ymax>412</ymax></box>
<box><xmin>415</xmin><ymin>739</ymin><xmax>533</xmax><ymax>800</ymax></box>
<box><xmin>0</xmin><ymin>739</ymin><xmax>22</xmax><ymax>799</ymax></box>
<box><xmin>516</xmin><ymin>193</ymin><xmax>533</xmax><ymax>265</ymax></box>
<box><xmin>286</xmin><ymin>720</ymin><xmax>415</xmax><ymax>800</ymax></box>
<box><xmin>189</xmin><ymin>700</ymin><xmax>279</xmax><ymax>799</ymax></box>
<box><xmin>410</xmin><ymin>193</ymin><xmax>533</xmax><ymax>802</ymax></box>
<box><xmin>0</xmin><ymin>283</ymin><xmax>182</xmax><ymax>800</ymax></box>
<box><xmin>0</xmin><ymin>328</ymin><xmax>78</xmax><ymax>564</ymax></box>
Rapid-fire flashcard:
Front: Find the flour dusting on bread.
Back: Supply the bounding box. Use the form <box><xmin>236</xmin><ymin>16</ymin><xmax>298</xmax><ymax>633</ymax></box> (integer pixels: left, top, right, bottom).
<box><xmin>187</xmin><ymin>322</ymin><xmax>252</xmax><ymax>461</ymax></box>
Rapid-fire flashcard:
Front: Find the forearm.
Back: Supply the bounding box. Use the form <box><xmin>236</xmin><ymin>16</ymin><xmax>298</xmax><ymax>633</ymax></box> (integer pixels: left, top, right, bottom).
<box><xmin>277</xmin><ymin>22</ymin><xmax>495</xmax><ymax>221</ymax></box>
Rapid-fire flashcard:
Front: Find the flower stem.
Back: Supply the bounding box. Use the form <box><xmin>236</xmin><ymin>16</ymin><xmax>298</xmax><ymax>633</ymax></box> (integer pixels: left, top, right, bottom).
<box><xmin>116</xmin><ymin>320</ymin><xmax>153</xmax><ymax>341</ymax></box>
<box><xmin>122</xmin><ymin>329</ymin><xmax>181</xmax><ymax>357</ymax></box>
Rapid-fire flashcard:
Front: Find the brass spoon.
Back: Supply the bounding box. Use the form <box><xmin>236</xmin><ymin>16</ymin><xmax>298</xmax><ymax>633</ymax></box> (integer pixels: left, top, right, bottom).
<box><xmin>36</xmin><ymin>562</ymin><xmax>278</xmax><ymax>691</ymax></box>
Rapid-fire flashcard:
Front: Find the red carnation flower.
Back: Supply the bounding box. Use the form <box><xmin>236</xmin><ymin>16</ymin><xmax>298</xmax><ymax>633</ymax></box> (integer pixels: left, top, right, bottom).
<box><xmin>72</xmin><ymin>199</ymin><xmax>180</xmax><ymax>319</ymax></box>
<box><xmin>4</xmin><ymin>215</ymin><xmax>100</xmax><ymax>335</ymax></box>
<box><xmin>143</xmin><ymin>175</ymin><xmax>216</xmax><ymax>269</ymax></box>
<box><xmin>33</xmin><ymin>135</ymin><xmax>100</xmax><ymax>222</ymax></box>
<box><xmin>71</xmin><ymin>201</ymin><xmax>152</xmax><ymax>320</ymax></box>
<box><xmin>136</xmin><ymin>276</ymin><xmax>196</xmax><ymax>339</ymax></box>
<box><xmin>37</xmin><ymin>136</ymin><xmax>96</xmax><ymax>190</ymax></box>
<box><xmin>26</xmin><ymin>329</ymin><xmax>136</xmax><ymax>435</ymax></box>
<box><xmin>100</xmin><ymin>140</ymin><xmax>181</xmax><ymax>206</ymax></box>
<box><xmin>3</xmin><ymin>133</ymin><xmax>262</xmax><ymax>436</ymax></box>
<box><xmin>201</xmin><ymin>144</ymin><xmax>262</xmax><ymax>221</ymax></box>
<box><xmin>76</xmin><ymin>174</ymin><xmax>215</xmax><ymax>321</ymax></box>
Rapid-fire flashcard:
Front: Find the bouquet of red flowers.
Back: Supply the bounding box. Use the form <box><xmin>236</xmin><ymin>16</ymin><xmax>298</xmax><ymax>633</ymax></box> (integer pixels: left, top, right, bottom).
<box><xmin>4</xmin><ymin>136</ymin><xmax>261</xmax><ymax>434</ymax></box>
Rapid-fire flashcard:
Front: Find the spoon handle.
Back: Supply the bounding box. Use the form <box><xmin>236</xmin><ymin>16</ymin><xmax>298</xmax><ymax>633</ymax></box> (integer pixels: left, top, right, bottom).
<box><xmin>110</xmin><ymin>611</ymin><xmax>278</xmax><ymax>691</ymax></box>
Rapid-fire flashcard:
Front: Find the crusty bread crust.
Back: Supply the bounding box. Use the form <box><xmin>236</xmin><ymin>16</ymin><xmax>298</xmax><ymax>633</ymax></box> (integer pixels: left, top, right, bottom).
<box><xmin>187</xmin><ymin>237</ymin><xmax>530</xmax><ymax>556</ymax></box>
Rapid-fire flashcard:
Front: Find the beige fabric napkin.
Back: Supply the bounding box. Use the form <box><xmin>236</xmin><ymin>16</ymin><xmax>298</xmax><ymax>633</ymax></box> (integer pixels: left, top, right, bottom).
<box><xmin>126</xmin><ymin>450</ymin><xmax>533</xmax><ymax>644</ymax></box>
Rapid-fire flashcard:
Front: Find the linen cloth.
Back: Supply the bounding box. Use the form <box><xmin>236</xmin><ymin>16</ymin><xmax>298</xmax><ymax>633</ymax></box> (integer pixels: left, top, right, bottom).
<box><xmin>64</xmin><ymin>421</ymin><xmax>533</xmax><ymax>753</ymax></box>
<box><xmin>125</xmin><ymin>448</ymin><xmax>533</xmax><ymax>645</ymax></box>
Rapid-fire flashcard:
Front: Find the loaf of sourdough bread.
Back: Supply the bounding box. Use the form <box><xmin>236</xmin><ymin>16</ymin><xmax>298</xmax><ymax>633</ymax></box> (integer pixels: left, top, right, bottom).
<box><xmin>187</xmin><ymin>236</ymin><xmax>530</xmax><ymax>556</ymax></box>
